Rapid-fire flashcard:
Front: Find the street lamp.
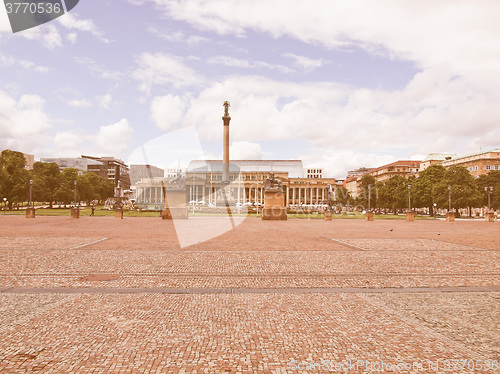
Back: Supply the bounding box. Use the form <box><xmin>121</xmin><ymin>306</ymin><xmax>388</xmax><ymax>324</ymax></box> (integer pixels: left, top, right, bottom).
<box><xmin>433</xmin><ymin>202</ymin><xmax>437</xmax><ymax>218</ymax></box>
<box><xmin>448</xmin><ymin>185</ymin><xmax>452</xmax><ymax>212</ymax></box>
<box><xmin>484</xmin><ymin>186</ymin><xmax>494</xmax><ymax>212</ymax></box>
<box><xmin>2</xmin><ymin>197</ymin><xmax>6</xmax><ymax>214</ymax></box>
<box><xmin>29</xmin><ymin>179</ymin><xmax>33</xmax><ymax>208</ymax></box>
<box><xmin>74</xmin><ymin>180</ymin><xmax>77</xmax><ymax>208</ymax></box>
<box><xmin>368</xmin><ymin>184</ymin><xmax>372</xmax><ymax>212</ymax></box>
<box><xmin>408</xmin><ymin>184</ymin><xmax>412</xmax><ymax>212</ymax></box>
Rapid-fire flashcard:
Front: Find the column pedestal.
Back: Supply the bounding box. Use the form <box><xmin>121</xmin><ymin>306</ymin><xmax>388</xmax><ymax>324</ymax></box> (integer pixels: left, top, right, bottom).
<box><xmin>446</xmin><ymin>212</ymin><xmax>455</xmax><ymax>222</ymax></box>
<box><xmin>262</xmin><ymin>189</ymin><xmax>287</xmax><ymax>220</ymax></box>
<box><xmin>26</xmin><ymin>208</ymin><xmax>35</xmax><ymax>218</ymax></box>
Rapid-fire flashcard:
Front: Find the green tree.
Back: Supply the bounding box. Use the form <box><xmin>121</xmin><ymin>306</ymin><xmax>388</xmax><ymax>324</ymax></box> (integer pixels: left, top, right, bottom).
<box><xmin>357</xmin><ymin>174</ymin><xmax>377</xmax><ymax>210</ymax></box>
<box><xmin>58</xmin><ymin>168</ymin><xmax>79</xmax><ymax>204</ymax></box>
<box><xmin>378</xmin><ymin>175</ymin><xmax>409</xmax><ymax>212</ymax></box>
<box><xmin>433</xmin><ymin>166</ymin><xmax>481</xmax><ymax>213</ymax></box>
<box><xmin>476</xmin><ymin>170</ymin><xmax>500</xmax><ymax>210</ymax></box>
<box><xmin>412</xmin><ymin>164</ymin><xmax>446</xmax><ymax>215</ymax></box>
<box><xmin>31</xmin><ymin>162</ymin><xmax>63</xmax><ymax>208</ymax></box>
<box><xmin>0</xmin><ymin>150</ymin><xmax>29</xmax><ymax>209</ymax></box>
<box><xmin>335</xmin><ymin>186</ymin><xmax>351</xmax><ymax>205</ymax></box>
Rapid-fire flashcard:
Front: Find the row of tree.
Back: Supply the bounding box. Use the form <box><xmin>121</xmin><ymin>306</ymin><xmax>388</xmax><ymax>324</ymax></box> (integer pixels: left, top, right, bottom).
<box><xmin>0</xmin><ymin>149</ymin><xmax>115</xmax><ymax>209</ymax></box>
<box><xmin>341</xmin><ymin>164</ymin><xmax>500</xmax><ymax>214</ymax></box>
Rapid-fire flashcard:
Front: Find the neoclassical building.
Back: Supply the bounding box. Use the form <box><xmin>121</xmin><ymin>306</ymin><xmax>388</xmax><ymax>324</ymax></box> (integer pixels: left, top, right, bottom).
<box><xmin>134</xmin><ymin>160</ymin><xmax>336</xmax><ymax>209</ymax></box>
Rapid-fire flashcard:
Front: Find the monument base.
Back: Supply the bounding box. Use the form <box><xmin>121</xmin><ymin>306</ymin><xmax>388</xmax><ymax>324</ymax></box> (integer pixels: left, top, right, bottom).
<box><xmin>262</xmin><ymin>189</ymin><xmax>287</xmax><ymax>221</ymax></box>
<box><xmin>162</xmin><ymin>208</ymin><xmax>188</xmax><ymax>220</ymax></box>
<box><xmin>446</xmin><ymin>212</ymin><xmax>455</xmax><ymax>222</ymax></box>
<box><xmin>26</xmin><ymin>208</ymin><xmax>35</xmax><ymax>218</ymax></box>
<box><xmin>406</xmin><ymin>212</ymin><xmax>415</xmax><ymax>222</ymax></box>
<box><xmin>366</xmin><ymin>212</ymin><xmax>374</xmax><ymax>221</ymax></box>
<box><xmin>70</xmin><ymin>208</ymin><xmax>79</xmax><ymax>219</ymax></box>
<box><xmin>324</xmin><ymin>211</ymin><xmax>332</xmax><ymax>221</ymax></box>
<box><xmin>115</xmin><ymin>209</ymin><xmax>123</xmax><ymax>219</ymax></box>
<box><xmin>262</xmin><ymin>207</ymin><xmax>287</xmax><ymax>220</ymax></box>
<box><xmin>485</xmin><ymin>212</ymin><xmax>495</xmax><ymax>222</ymax></box>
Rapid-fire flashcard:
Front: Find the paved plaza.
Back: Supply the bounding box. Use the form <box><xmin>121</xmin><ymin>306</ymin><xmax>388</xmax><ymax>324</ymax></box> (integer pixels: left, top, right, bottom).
<box><xmin>0</xmin><ymin>216</ymin><xmax>499</xmax><ymax>373</ymax></box>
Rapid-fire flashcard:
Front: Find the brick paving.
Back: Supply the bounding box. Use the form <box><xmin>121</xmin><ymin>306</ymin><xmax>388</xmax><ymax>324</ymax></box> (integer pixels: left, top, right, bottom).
<box><xmin>0</xmin><ymin>215</ymin><xmax>499</xmax><ymax>373</ymax></box>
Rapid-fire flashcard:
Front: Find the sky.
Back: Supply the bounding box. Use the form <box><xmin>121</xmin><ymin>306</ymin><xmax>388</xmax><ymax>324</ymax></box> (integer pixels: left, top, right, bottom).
<box><xmin>0</xmin><ymin>0</ymin><xmax>499</xmax><ymax>179</ymax></box>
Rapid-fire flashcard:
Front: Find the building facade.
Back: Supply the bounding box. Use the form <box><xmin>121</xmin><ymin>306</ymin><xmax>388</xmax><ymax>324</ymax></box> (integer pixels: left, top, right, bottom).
<box><xmin>82</xmin><ymin>156</ymin><xmax>131</xmax><ymax>189</ymax></box>
<box><xmin>345</xmin><ymin>160</ymin><xmax>421</xmax><ymax>198</ymax></box>
<box><xmin>134</xmin><ymin>160</ymin><xmax>336</xmax><ymax>209</ymax></box>
<box><xmin>439</xmin><ymin>149</ymin><xmax>500</xmax><ymax>177</ymax></box>
<box><xmin>130</xmin><ymin>164</ymin><xmax>164</xmax><ymax>186</ymax></box>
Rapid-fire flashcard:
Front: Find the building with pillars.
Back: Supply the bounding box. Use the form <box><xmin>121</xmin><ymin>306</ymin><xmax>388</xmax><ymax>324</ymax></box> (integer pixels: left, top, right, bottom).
<box><xmin>133</xmin><ymin>159</ymin><xmax>336</xmax><ymax>209</ymax></box>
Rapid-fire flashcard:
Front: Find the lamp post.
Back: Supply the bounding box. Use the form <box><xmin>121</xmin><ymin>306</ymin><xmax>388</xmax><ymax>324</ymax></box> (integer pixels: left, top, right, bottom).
<box><xmin>484</xmin><ymin>186</ymin><xmax>493</xmax><ymax>212</ymax></box>
<box><xmin>408</xmin><ymin>184</ymin><xmax>412</xmax><ymax>212</ymax></box>
<box><xmin>368</xmin><ymin>184</ymin><xmax>372</xmax><ymax>212</ymax></box>
<box><xmin>433</xmin><ymin>203</ymin><xmax>437</xmax><ymax>218</ymax></box>
<box><xmin>29</xmin><ymin>179</ymin><xmax>33</xmax><ymax>208</ymax></box>
<box><xmin>2</xmin><ymin>197</ymin><xmax>6</xmax><ymax>214</ymax></box>
<box><xmin>74</xmin><ymin>180</ymin><xmax>77</xmax><ymax>208</ymax></box>
<box><xmin>448</xmin><ymin>185</ymin><xmax>452</xmax><ymax>212</ymax></box>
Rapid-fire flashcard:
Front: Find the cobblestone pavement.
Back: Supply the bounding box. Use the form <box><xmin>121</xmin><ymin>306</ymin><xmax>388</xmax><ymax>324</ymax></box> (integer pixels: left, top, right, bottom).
<box><xmin>0</xmin><ymin>216</ymin><xmax>499</xmax><ymax>373</ymax></box>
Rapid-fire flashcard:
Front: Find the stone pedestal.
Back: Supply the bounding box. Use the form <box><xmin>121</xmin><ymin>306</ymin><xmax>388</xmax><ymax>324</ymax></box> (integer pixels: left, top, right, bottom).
<box><xmin>366</xmin><ymin>211</ymin><xmax>374</xmax><ymax>221</ymax></box>
<box><xmin>115</xmin><ymin>209</ymin><xmax>123</xmax><ymax>219</ymax></box>
<box><xmin>262</xmin><ymin>189</ymin><xmax>287</xmax><ymax>220</ymax></box>
<box><xmin>26</xmin><ymin>208</ymin><xmax>35</xmax><ymax>218</ymax></box>
<box><xmin>485</xmin><ymin>212</ymin><xmax>495</xmax><ymax>222</ymax></box>
<box><xmin>406</xmin><ymin>211</ymin><xmax>415</xmax><ymax>222</ymax></box>
<box><xmin>446</xmin><ymin>212</ymin><xmax>455</xmax><ymax>222</ymax></box>
<box><xmin>324</xmin><ymin>210</ymin><xmax>332</xmax><ymax>221</ymax></box>
<box><xmin>70</xmin><ymin>208</ymin><xmax>79</xmax><ymax>219</ymax></box>
<box><xmin>163</xmin><ymin>189</ymin><xmax>188</xmax><ymax>220</ymax></box>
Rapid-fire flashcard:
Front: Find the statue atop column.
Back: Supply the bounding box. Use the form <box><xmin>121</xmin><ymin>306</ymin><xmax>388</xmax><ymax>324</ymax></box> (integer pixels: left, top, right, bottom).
<box><xmin>223</xmin><ymin>101</ymin><xmax>230</xmax><ymax>118</ymax></box>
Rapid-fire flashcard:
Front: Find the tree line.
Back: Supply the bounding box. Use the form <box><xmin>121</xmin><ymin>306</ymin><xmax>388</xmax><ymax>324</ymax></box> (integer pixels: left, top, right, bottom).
<box><xmin>347</xmin><ymin>164</ymin><xmax>500</xmax><ymax>214</ymax></box>
<box><xmin>0</xmin><ymin>149</ymin><xmax>115</xmax><ymax>209</ymax></box>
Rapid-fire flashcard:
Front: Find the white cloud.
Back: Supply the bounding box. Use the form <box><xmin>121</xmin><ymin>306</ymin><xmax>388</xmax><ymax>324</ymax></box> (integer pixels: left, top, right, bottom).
<box><xmin>17</xmin><ymin>23</ymin><xmax>62</xmax><ymax>49</ymax></box>
<box><xmin>132</xmin><ymin>52</ymin><xmax>204</xmax><ymax>94</ymax></box>
<box><xmin>67</xmin><ymin>99</ymin><xmax>92</xmax><ymax>108</ymax></box>
<box><xmin>67</xmin><ymin>32</ymin><xmax>77</xmax><ymax>44</ymax></box>
<box><xmin>147</xmin><ymin>26</ymin><xmax>209</xmax><ymax>44</ymax></box>
<box><xmin>229</xmin><ymin>141</ymin><xmax>262</xmax><ymax>160</ymax></box>
<box><xmin>150</xmin><ymin>95</ymin><xmax>186</xmax><ymax>130</ymax></box>
<box><xmin>58</xmin><ymin>13</ymin><xmax>111</xmax><ymax>43</ymax></box>
<box><xmin>0</xmin><ymin>54</ymin><xmax>49</xmax><ymax>72</ymax></box>
<box><xmin>53</xmin><ymin>131</ymin><xmax>84</xmax><ymax>156</ymax></box>
<box><xmin>96</xmin><ymin>94</ymin><xmax>113</xmax><ymax>109</ymax></box>
<box><xmin>73</xmin><ymin>57</ymin><xmax>123</xmax><ymax>81</ymax></box>
<box><xmin>283</xmin><ymin>53</ymin><xmax>324</xmax><ymax>72</ymax></box>
<box><xmin>94</xmin><ymin>118</ymin><xmax>134</xmax><ymax>154</ymax></box>
<box><xmin>208</xmin><ymin>56</ymin><xmax>295</xmax><ymax>73</ymax></box>
<box><xmin>0</xmin><ymin>90</ymin><xmax>52</xmax><ymax>154</ymax></box>
<box><xmin>150</xmin><ymin>0</ymin><xmax>500</xmax><ymax>84</ymax></box>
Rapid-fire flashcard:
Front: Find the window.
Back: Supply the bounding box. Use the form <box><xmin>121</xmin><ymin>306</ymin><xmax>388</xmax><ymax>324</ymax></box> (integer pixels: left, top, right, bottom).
<box><xmin>485</xmin><ymin>165</ymin><xmax>491</xmax><ymax>170</ymax></box>
<box><xmin>474</xmin><ymin>166</ymin><xmax>479</xmax><ymax>171</ymax></box>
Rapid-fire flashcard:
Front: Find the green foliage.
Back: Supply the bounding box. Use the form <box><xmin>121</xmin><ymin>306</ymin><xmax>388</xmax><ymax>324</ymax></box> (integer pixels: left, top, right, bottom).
<box><xmin>433</xmin><ymin>166</ymin><xmax>481</xmax><ymax>210</ymax></box>
<box><xmin>476</xmin><ymin>171</ymin><xmax>500</xmax><ymax>209</ymax></box>
<box><xmin>0</xmin><ymin>149</ymin><xmax>29</xmax><ymax>209</ymax></box>
<box><xmin>412</xmin><ymin>164</ymin><xmax>446</xmax><ymax>214</ymax></box>
<box><xmin>31</xmin><ymin>162</ymin><xmax>63</xmax><ymax>207</ymax></box>
<box><xmin>335</xmin><ymin>186</ymin><xmax>351</xmax><ymax>205</ymax></box>
<box><xmin>357</xmin><ymin>174</ymin><xmax>377</xmax><ymax>209</ymax></box>
<box><xmin>378</xmin><ymin>175</ymin><xmax>409</xmax><ymax>210</ymax></box>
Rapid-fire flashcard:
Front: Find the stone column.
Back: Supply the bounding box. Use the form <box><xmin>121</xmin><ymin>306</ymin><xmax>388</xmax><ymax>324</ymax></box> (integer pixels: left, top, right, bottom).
<box><xmin>222</xmin><ymin>101</ymin><xmax>231</xmax><ymax>183</ymax></box>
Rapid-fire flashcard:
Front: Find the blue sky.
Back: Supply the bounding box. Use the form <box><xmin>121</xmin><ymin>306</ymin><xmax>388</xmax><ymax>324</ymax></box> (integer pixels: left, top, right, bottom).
<box><xmin>1</xmin><ymin>0</ymin><xmax>499</xmax><ymax>178</ymax></box>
